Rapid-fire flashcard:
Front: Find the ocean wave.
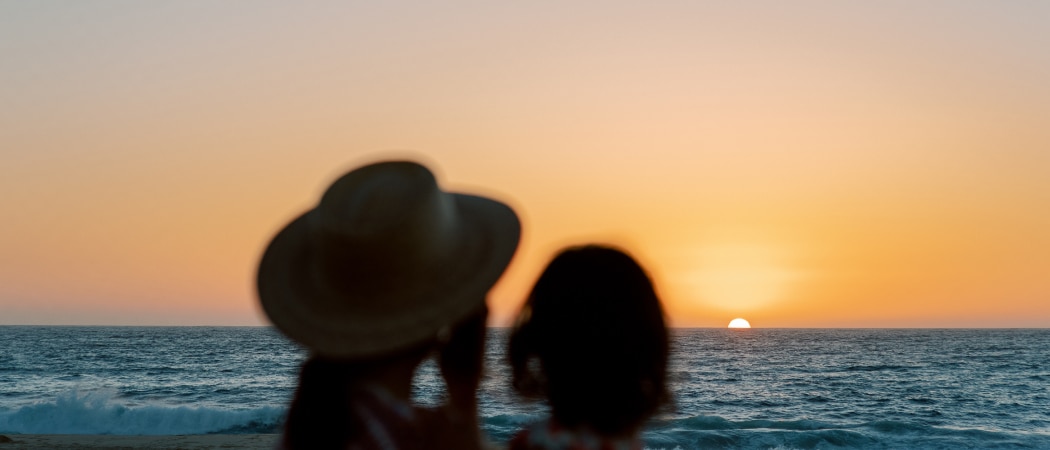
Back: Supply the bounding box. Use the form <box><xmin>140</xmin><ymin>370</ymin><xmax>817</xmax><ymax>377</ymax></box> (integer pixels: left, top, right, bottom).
<box><xmin>0</xmin><ymin>390</ymin><xmax>284</xmax><ymax>435</ymax></box>
<box><xmin>481</xmin><ymin>413</ymin><xmax>545</xmax><ymax>442</ymax></box>
<box><xmin>844</xmin><ymin>364</ymin><xmax>913</xmax><ymax>372</ymax></box>
<box><xmin>537</xmin><ymin>414</ymin><xmax>1049</xmax><ymax>450</ymax></box>
<box><xmin>3</xmin><ymin>394</ymin><xmax>1047</xmax><ymax>449</ymax></box>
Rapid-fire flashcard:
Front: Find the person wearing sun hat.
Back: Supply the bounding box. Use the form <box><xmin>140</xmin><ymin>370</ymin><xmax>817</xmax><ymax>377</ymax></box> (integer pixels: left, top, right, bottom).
<box><xmin>258</xmin><ymin>159</ymin><xmax>520</xmax><ymax>449</ymax></box>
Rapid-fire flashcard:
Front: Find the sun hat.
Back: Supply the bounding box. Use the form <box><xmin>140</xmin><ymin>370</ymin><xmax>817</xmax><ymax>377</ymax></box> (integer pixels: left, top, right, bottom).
<box><xmin>257</xmin><ymin>160</ymin><xmax>520</xmax><ymax>358</ymax></box>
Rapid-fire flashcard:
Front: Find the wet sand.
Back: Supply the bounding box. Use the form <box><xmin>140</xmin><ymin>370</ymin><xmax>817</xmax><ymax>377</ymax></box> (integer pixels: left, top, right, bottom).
<box><xmin>0</xmin><ymin>434</ymin><xmax>279</xmax><ymax>449</ymax></box>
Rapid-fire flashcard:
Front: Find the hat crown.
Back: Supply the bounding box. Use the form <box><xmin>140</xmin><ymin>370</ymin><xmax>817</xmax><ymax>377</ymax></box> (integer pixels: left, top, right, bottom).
<box><xmin>317</xmin><ymin>162</ymin><xmax>451</xmax><ymax>238</ymax></box>
<box><xmin>309</xmin><ymin>161</ymin><xmax>459</xmax><ymax>298</ymax></box>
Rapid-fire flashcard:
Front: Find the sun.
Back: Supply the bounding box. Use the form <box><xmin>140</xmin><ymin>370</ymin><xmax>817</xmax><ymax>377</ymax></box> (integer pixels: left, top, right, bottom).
<box><xmin>728</xmin><ymin>318</ymin><xmax>752</xmax><ymax>329</ymax></box>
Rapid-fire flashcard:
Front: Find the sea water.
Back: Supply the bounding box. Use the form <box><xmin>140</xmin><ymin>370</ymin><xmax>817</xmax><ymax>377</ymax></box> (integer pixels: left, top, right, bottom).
<box><xmin>1</xmin><ymin>327</ymin><xmax>1048</xmax><ymax>449</ymax></box>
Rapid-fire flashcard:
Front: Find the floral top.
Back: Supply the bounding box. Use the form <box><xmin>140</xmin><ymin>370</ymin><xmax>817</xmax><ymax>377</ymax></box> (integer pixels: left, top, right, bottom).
<box><xmin>508</xmin><ymin>420</ymin><xmax>644</xmax><ymax>450</ymax></box>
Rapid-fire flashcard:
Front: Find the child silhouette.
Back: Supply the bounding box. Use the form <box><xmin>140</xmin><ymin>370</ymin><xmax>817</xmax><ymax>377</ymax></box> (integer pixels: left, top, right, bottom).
<box><xmin>507</xmin><ymin>245</ymin><xmax>670</xmax><ymax>450</ymax></box>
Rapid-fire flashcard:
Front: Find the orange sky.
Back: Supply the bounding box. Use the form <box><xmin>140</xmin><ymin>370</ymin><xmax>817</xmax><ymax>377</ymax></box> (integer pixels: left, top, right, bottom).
<box><xmin>2</xmin><ymin>2</ymin><xmax>1048</xmax><ymax>327</ymax></box>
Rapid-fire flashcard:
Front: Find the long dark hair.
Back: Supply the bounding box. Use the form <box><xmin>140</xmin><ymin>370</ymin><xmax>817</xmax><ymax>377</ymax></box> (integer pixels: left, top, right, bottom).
<box><xmin>282</xmin><ymin>356</ymin><xmax>367</xmax><ymax>450</ymax></box>
<box><xmin>281</xmin><ymin>337</ymin><xmax>437</xmax><ymax>450</ymax></box>
<box><xmin>282</xmin><ymin>306</ymin><xmax>488</xmax><ymax>449</ymax></box>
<box><xmin>508</xmin><ymin>245</ymin><xmax>670</xmax><ymax>435</ymax></box>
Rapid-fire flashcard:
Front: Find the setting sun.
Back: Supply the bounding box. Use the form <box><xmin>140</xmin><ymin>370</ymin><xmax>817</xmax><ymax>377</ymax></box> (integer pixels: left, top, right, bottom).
<box><xmin>728</xmin><ymin>318</ymin><xmax>752</xmax><ymax>329</ymax></box>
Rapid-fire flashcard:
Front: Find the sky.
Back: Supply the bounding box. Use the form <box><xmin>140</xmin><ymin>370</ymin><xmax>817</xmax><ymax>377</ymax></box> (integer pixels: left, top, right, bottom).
<box><xmin>2</xmin><ymin>1</ymin><xmax>1048</xmax><ymax>327</ymax></box>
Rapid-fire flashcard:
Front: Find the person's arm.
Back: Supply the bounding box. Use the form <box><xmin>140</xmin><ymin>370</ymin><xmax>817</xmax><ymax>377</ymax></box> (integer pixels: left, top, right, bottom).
<box><xmin>435</xmin><ymin>305</ymin><xmax>489</xmax><ymax>447</ymax></box>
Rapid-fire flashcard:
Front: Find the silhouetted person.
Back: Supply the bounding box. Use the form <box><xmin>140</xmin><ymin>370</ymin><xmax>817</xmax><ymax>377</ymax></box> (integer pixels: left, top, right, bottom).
<box><xmin>507</xmin><ymin>245</ymin><xmax>670</xmax><ymax>450</ymax></box>
<box><xmin>257</xmin><ymin>160</ymin><xmax>520</xmax><ymax>449</ymax></box>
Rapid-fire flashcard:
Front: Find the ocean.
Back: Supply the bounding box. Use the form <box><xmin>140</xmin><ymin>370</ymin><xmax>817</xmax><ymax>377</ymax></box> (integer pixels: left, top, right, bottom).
<box><xmin>1</xmin><ymin>327</ymin><xmax>1047</xmax><ymax>449</ymax></box>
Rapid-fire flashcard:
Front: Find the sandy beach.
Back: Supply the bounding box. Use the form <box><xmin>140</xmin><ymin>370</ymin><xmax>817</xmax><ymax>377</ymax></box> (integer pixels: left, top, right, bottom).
<box><xmin>0</xmin><ymin>434</ymin><xmax>279</xmax><ymax>449</ymax></box>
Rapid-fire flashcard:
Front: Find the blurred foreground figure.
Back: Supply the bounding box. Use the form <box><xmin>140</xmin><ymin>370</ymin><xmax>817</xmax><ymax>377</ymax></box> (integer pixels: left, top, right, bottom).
<box><xmin>257</xmin><ymin>160</ymin><xmax>520</xmax><ymax>449</ymax></box>
<box><xmin>508</xmin><ymin>245</ymin><xmax>670</xmax><ymax>450</ymax></box>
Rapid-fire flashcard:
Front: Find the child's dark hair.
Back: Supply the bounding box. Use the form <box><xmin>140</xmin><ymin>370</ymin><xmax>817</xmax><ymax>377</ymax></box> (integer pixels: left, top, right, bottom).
<box><xmin>508</xmin><ymin>245</ymin><xmax>670</xmax><ymax>435</ymax></box>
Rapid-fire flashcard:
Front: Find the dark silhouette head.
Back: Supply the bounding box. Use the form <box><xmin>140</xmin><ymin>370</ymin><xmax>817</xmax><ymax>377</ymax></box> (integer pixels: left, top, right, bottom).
<box><xmin>508</xmin><ymin>245</ymin><xmax>670</xmax><ymax>435</ymax></box>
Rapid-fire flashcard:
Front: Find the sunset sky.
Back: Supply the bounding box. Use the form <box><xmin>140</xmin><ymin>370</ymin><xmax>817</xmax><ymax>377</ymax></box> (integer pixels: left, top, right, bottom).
<box><xmin>2</xmin><ymin>1</ymin><xmax>1048</xmax><ymax>327</ymax></box>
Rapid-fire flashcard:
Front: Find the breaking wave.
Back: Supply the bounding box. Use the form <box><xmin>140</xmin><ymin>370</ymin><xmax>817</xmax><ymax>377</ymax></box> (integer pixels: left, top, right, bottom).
<box><xmin>0</xmin><ymin>390</ymin><xmax>283</xmax><ymax>435</ymax></box>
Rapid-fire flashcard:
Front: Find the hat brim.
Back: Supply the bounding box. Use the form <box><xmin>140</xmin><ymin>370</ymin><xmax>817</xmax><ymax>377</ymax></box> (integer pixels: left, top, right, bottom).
<box><xmin>257</xmin><ymin>193</ymin><xmax>520</xmax><ymax>358</ymax></box>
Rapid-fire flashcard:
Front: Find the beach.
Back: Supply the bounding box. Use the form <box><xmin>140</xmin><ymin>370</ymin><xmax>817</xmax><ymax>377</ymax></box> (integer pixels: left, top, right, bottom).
<box><xmin>0</xmin><ymin>434</ymin><xmax>278</xmax><ymax>449</ymax></box>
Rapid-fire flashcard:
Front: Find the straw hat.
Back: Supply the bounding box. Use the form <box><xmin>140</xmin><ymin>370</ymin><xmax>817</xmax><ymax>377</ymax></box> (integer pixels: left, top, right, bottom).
<box><xmin>257</xmin><ymin>160</ymin><xmax>520</xmax><ymax>358</ymax></box>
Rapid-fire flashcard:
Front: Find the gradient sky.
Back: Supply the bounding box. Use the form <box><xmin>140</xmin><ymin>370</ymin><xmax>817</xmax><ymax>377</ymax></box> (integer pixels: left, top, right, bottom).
<box><xmin>2</xmin><ymin>1</ymin><xmax>1048</xmax><ymax>327</ymax></box>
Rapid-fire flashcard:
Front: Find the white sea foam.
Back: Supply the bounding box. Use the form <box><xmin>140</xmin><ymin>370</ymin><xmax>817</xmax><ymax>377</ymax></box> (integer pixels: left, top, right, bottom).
<box><xmin>0</xmin><ymin>390</ymin><xmax>283</xmax><ymax>435</ymax></box>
